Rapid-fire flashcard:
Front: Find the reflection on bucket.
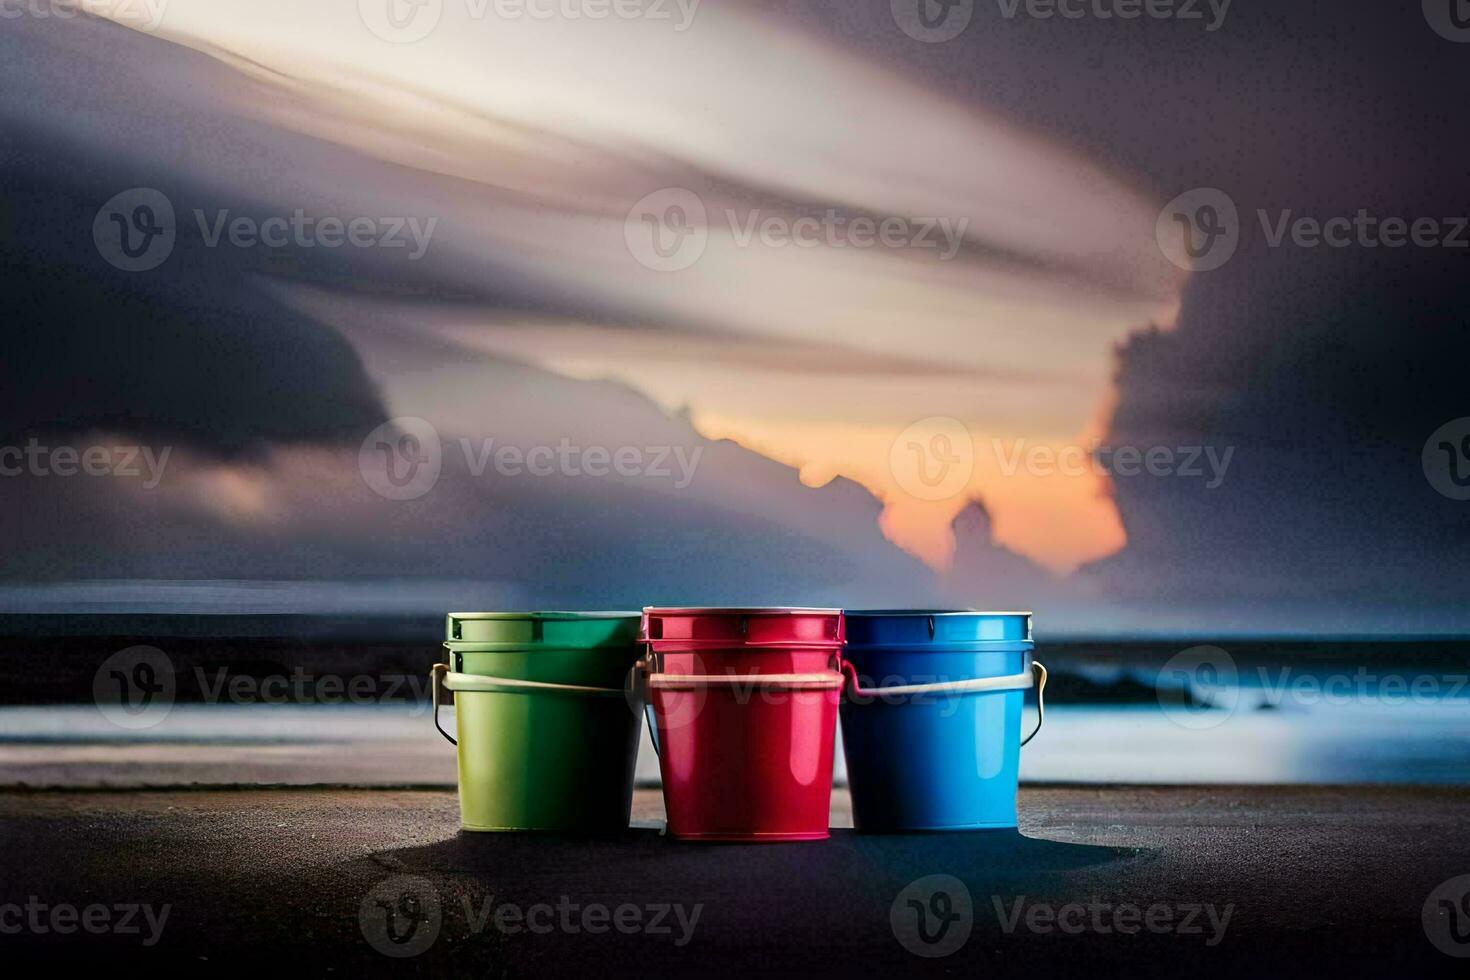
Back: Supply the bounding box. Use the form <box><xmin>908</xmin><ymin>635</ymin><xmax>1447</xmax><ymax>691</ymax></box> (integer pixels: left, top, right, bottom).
<box><xmin>430</xmin><ymin>612</ymin><xmax>644</xmax><ymax>833</ymax></box>
<box><xmin>839</xmin><ymin>611</ymin><xmax>1046</xmax><ymax>831</ymax></box>
<box><xmin>642</xmin><ymin>607</ymin><xmax>845</xmax><ymax>842</ymax></box>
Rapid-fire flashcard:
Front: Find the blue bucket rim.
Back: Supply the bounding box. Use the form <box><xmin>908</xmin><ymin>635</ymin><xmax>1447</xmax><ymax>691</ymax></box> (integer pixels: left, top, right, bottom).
<box><xmin>842</xmin><ymin>609</ymin><xmax>1033</xmax><ymax>617</ymax></box>
<box><xmin>842</xmin><ymin>610</ymin><xmax>1032</xmax><ymax>650</ymax></box>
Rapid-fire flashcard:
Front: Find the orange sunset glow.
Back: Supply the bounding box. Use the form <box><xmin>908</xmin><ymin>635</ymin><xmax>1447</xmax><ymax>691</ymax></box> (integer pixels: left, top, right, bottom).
<box><xmin>692</xmin><ymin>415</ymin><xmax>1127</xmax><ymax>574</ymax></box>
<box><xmin>86</xmin><ymin>0</ymin><xmax>1185</xmax><ymax>588</ymax></box>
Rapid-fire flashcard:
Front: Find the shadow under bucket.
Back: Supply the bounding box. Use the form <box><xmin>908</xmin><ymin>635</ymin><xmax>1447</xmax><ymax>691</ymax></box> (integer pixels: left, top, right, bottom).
<box><xmin>839</xmin><ymin>611</ymin><xmax>1046</xmax><ymax>832</ymax></box>
<box><xmin>431</xmin><ymin>612</ymin><xmax>644</xmax><ymax>833</ymax></box>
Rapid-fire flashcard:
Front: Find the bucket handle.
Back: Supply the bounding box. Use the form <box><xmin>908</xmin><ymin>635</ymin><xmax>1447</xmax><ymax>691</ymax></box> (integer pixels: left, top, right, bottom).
<box><xmin>1023</xmin><ymin>662</ymin><xmax>1046</xmax><ymax>747</ymax></box>
<box><xmin>430</xmin><ymin>663</ymin><xmax>629</xmax><ymax>747</ymax></box>
<box><xmin>645</xmin><ymin>672</ymin><xmax>845</xmax><ymax>689</ymax></box>
<box><xmin>631</xmin><ymin>660</ymin><xmax>660</xmax><ymax>759</ymax></box>
<box><xmin>637</xmin><ymin>650</ymin><xmax>844</xmax><ymax>690</ymax></box>
<box><xmin>838</xmin><ymin>659</ymin><xmax>1048</xmax><ymax>746</ymax></box>
<box><xmin>431</xmin><ymin>663</ymin><xmax>456</xmax><ymax>746</ymax></box>
<box><xmin>635</xmin><ymin>658</ymin><xmax>844</xmax><ymax>758</ymax></box>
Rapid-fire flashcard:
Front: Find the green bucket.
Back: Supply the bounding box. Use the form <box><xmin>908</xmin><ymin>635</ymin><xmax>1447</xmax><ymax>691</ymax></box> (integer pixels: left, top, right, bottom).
<box><xmin>431</xmin><ymin>612</ymin><xmax>644</xmax><ymax>833</ymax></box>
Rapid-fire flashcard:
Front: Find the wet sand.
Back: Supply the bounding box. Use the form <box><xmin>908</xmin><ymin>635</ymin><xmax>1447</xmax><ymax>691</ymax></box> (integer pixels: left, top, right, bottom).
<box><xmin>1</xmin><ymin>784</ymin><xmax>1466</xmax><ymax>976</ymax></box>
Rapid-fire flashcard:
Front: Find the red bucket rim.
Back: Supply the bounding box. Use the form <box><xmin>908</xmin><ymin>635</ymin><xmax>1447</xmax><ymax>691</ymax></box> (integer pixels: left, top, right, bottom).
<box><xmin>642</xmin><ymin>607</ymin><xmax>844</xmax><ymax>647</ymax></box>
<box><xmin>641</xmin><ymin>606</ymin><xmax>842</xmax><ymax>615</ymax></box>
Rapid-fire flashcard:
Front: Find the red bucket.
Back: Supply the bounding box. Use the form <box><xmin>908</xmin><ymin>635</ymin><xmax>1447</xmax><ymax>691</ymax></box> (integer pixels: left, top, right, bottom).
<box><xmin>641</xmin><ymin>607</ymin><xmax>845</xmax><ymax>842</ymax></box>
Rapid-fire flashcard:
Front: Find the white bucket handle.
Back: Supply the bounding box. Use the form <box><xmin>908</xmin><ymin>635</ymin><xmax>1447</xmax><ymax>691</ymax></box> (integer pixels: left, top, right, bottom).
<box><xmin>635</xmin><ymin>658</ymin><xmax>844</xmax><ymax>758</ymax></box>
<box><xmin>644</xmin><ymin>672</ymin><xmax>845</xmax><ymax>690</ymax></box>
<box><xmin>430</xmin><ymin>663</ymin><xmax>630</xmax><ymax>747</ymax></box>
<box><xmin>839</xmin><ymin>659</ymin><xmax>1048</xmax><ymax>746</ymax></box>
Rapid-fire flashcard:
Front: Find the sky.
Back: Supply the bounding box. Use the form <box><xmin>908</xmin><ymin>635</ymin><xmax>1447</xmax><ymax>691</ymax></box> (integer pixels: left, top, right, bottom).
<box><xmin>1</xmin><ymin>1</ymin><xmax>1466</xmax><ymax>632</ymax></box>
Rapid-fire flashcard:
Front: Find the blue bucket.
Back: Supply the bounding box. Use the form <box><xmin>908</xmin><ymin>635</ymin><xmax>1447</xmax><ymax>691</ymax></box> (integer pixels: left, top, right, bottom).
<box><xmin>838</xmin><ymin>611</ymin><xmax>1046</xmax><ymax>831</ymax></box>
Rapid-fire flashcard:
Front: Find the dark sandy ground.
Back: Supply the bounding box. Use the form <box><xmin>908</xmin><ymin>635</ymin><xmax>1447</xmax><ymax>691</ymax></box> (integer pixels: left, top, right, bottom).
<box><xmin>2</xmin><ymin>785</ymin><xmax>1467</xmax><ymax>976</ymax></box>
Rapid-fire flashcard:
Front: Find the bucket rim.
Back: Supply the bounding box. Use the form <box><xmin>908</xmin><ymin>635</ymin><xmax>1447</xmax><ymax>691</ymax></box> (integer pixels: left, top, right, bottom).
<box><xmin>842</xmin><ymin>609</ymin><xmax>1033</xmax><ymax>617</ymax></box>
<box><xmin>446</xmin><ymin>611</ymin><xmax>642</xmax><ymax>646</ymax></box>
<box><xmin>642</xmin><ymin>606</ymin><xmax>842</xmax><ymax>615</ymax></box>
<box><xmin>843</xmin><ymin>610</ymin><xmax>1032</xmax><ymax>648</ymax></box>
<box><xmin>444</xmin><ymin>640</ymin><xmax>642</xmax><ymax>653</ymax></box>
<box><xmin>448</xmin><ymin>611</ymin><xmax>641</xmax><ymax>621</ymax></box>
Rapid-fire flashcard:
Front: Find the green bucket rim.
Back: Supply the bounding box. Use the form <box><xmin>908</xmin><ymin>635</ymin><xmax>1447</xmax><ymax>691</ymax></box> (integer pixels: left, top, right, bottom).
<box><xmin>443</xmin><ymin>641</ymin><xmax>642</xmax><ymax>654</ymax></box>
<box><xmin>445</xmin><ymin>611</ymin><xmax>642</xmax><ymax>647</ymax></box>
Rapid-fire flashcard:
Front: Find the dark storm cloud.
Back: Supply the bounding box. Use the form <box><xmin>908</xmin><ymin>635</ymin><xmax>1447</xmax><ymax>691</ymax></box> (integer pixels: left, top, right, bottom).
<box><xmin>0</xmin><ymin>159</ymin><xmax>389</xmax><ymax>456</ymax></box>
<box><xmin>0</xmin><ymin>15</ymin><xmax>396</xmax><ymax>457</ymax></box>
<box><xmin>3</xmin><ymin>2</ymin><xmax>1463</xmax><ymax>627</ymax></box>
<box><xmin>1089</xmin><ymin>246</ymin><xmax>1470</xmax><ymax>610</ymax></box>
<box><xmin>762</xmin><ymin>0</ymin><xmax>1469</xmax><ymax>614</ymax></box>
<box><xmin>0</xmin><ymin>10</ymin><xmax>1053</xmax><ymax>610</ymax></box>
<box><xmin>769</xmin><ymin>1</ymin><xmax>1462</xmax><ymax>210</ymax></box>
<box><xmin>0</xmin><ymin>12</ymin><xmax>620</xmax><ymax>459</ymax></box>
